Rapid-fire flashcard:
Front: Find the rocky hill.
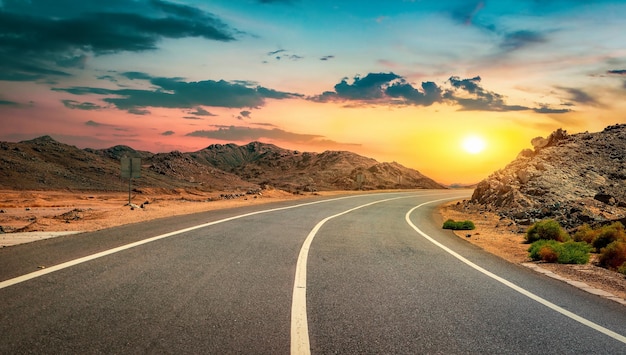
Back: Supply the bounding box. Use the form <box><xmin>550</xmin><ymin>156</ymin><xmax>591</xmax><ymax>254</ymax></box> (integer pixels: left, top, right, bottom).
<box><xmin>190</xmin><ymin>142</ymin><xmax>445</xmax><ymax>191</ymax></box>
<box><xmin>0</xmin><ymin>136</ymin><xmax>445</xmax><ymax>192</ymax></box>
<box><xmin>0</xmin><ymin>136</ymin><xmax>128</xmax><ymax>191</ymax></box>
<box><xmin>0</xmin><ymin>136</ymin><xmax>253</xmax><ymax>192</ymax></box>
<box><xmin>470</xmin><ymin>124</ymin><xmax>626</xmax><ymax>229</ymax></box>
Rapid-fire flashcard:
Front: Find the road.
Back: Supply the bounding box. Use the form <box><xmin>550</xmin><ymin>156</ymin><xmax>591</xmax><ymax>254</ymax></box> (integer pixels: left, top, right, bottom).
<box><xmin>1</xmin><ymin>190</ymin><xmax>625</xmax><ymax>354</ymax></box>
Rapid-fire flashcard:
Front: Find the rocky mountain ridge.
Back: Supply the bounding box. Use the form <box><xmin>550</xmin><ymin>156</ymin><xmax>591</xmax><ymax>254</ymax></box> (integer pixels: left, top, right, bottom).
<box><xmin>470</xmin><ymin>124</ymin><xmax>626</xmax><ymax>229</ymax></box>
<box><xmin>0</xmin><ymin>136</ymin><xmax>445</xmax><ymax>193</ymax></box>
<box><xmin>191</xmin><ymin>142</ymin><xmax>444</xmax><ymax>191</ymax></box>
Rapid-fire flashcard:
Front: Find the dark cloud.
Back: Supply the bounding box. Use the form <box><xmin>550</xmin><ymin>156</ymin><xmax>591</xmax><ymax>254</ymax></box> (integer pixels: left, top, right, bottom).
<box><xmin>53</xmin><ymin>87</ymin><xmax>114</xmax><ymax>95</ymax></box>
<box><xmin>122</xmin><ymin>72</ymin><xmax>154</xmax><ymax>80</ymax></box>
<box><xmin>313</xmin><ymin>72</ymin><xmax>442</xmax><ymax>106</ymax></box>
<box><xmin>448</xmin><ymin>76</ymin><xmax>482</xmax><ymax>94</ymax></box>
<box><xmin>183</xmin><ymin>116</ymin><xmax>203</xmax><ymax>120</ymax></box>
<box><xmin>386</xmin><ymin>81</ymin><xmax>443</xmax><ymax>106</ymax></box>
<box><xmin>320</xmin><ymin>73</ymin><xmax>399</xmax><ymax>101</ymax></box>
<box><xmin>268</xmin><ymin>49</ymin><xmax>287</xmax><ymax>56</ymax></box>
<box><xmin>0</xmin><ymin>0</ymin><xmax>238</xmax><ymax>82</ymax></box>
<box><xmin>265</xmin><ymin>49</ymin><xmax>303</xmax><ymax>62</ymax></box>
<box><xmin>445</xmin><ymin>76</ymin><xmax>530</xmax><ymax>112</ymax></box>
<box><xmin>336</xmin><ymin>73</ymin><xmax>401</xmax><ymax>100</ymax></box>
<box><xmin>161</xmin><ymin>130</ymin><xmax>175</xmax><ymax>136</ymax></box>
<box><xmin>240</xmin><ymin>110</ymin><xmax>252</xmax><ymax>118</ymax></box>
<box><xmin>320</xmin><ymin>55</ymin><xmax>335</xmax><ymax>61</ymax></box>
<box><xmin>54</xmin><ymin>73</ymin><xmax>299</xmax><ymax>112</ymax></box>
<box><xmin>0</xmin><ymin>55</ymin><xmax>71</xmax><ymax>81</ymax></box>
<box><xmin>97</xmin><ymin>75</ymin><xmax>118</xmax><ymax>83</ymax></box>
<box><xmin>252</xmin><ymin>122</ymin><xmax>278</xmax><ymax>128</ymax></box>
<box><xmin>128</xmin><ymin>108</ymin><xmax>151</xmax><ymax>115</ymax></box>
<box><xmin>187</xmin><ymin>125</ymin><xmax>356</xmax><ymax>147</ymax></box>
<box><xmin>85</xmin><ymin>120</ymin><xmax>113</xmax><ymax>127</ymax></box>
<box><xmin>188</xmin><ymin>107</ymin><xmax>217</xmax><ymax>116</ymax></box>
<box><xmin>0</xmin><ymin>99</ymin><xmax>19</xmax><ymax>106</ymax></box>
<box><xmin>62</xmin><ymin>100</ymin><xmax>103</xmax><ymax>110</ymax></box>
<box><xmin>314</xmin><ymin>72</ymin><xmax>568</xmax><ymax>114</ymax></box>
<box><xmin>558</xmin><ymin>87</ymin><xmax>600</xmax><ymax>106</ymax></box>
<box><xmin>500</xmin><ymin>30</ymin><xmax>547</xmax><ymax>51</ymax></box>
<box><xmin>533</xmin><ymin>106</ymin><xmax>571</xmax><ymax>114</ymax></box>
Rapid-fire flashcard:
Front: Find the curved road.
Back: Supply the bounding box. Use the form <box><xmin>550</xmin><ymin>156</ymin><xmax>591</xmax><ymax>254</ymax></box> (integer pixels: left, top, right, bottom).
<box><xmin>1</xmin><ymin>190</ymin><xmax>625</xmax><ymax>354</ymax></box>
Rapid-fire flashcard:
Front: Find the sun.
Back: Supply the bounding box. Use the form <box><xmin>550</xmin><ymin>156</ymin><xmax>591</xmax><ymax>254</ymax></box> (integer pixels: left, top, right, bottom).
<box><xmin>461</xmin><ymin>135</ymin><xmax>487</xmax><ymax>154</ymax></box>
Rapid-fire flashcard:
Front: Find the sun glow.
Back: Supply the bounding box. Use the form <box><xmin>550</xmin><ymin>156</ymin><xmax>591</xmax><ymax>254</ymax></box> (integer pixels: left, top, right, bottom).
<box><xmin>461</xmin><ymin>135</ymin><xmax>487</xmax><ymax>154</ymax></box>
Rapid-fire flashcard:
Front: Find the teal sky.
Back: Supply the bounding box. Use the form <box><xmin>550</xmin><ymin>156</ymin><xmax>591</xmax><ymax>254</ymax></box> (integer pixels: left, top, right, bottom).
<box><xmin>1</xmin><ymin>0</ymin><xmax>625</xmax><ymax>183</ymax></box>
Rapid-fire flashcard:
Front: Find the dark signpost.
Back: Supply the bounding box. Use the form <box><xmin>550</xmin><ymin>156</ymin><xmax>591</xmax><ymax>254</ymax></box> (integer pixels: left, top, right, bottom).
<box><xmin>356</xmin><ymin>172</ymin><xmax>364</xmax><ymax>190</ymax></box>
<box><xmin>121</xmin><ymin>157</ymin><xmax>141</xmax><ymax>205</ymax></box>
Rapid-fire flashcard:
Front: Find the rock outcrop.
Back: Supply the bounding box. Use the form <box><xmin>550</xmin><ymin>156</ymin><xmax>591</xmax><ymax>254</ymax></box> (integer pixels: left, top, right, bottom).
<box><xmin>470</xmin><ymin>124</ymin><xmax>626</xmax><ymax>229</ymax></box>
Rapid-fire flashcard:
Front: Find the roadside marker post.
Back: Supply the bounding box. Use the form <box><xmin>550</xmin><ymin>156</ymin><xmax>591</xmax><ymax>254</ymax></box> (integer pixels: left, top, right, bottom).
<box><xmin>120</xmin><ymin>156</ymin><xmax>141</xmax><ymax>206</ymax></box>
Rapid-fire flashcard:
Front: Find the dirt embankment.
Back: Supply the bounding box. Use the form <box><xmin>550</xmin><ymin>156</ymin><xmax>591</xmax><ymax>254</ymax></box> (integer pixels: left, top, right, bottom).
<box><xmin>440</xmin><ymin>200</ymin><xmax>626</xmax><ymax>303</ymax></box>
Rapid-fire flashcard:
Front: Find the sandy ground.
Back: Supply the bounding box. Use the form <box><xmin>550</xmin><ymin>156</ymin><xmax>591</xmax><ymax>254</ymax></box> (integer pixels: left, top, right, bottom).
<box><xmin>0</xmin><ymin>188</ymin><xmax>317</xmax><ymax>235</ymax></box>
<box><xmin>1</xmin><ymin>189</ymin><xmax>624</xmax><ymax>305</ymax></box>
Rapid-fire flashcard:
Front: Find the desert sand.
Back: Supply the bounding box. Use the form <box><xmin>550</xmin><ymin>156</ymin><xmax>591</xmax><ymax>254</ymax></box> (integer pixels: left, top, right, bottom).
<box><xmin>0</xmin><ymin>188</ymin><xmax>308</xmax><ymax>234</ymax></box>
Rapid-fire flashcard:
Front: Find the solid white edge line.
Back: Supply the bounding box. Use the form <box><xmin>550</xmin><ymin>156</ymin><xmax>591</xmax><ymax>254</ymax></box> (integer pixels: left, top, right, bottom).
<box><xmin>289</xmin><ymin>193</ymin><xmax>456</xmax><ymax>355</ymax></box>
<box><xmin>0</xmin><ymin>193</ymin><xmax>401</xmax><ymax>290</ymax></box>
<box><xmin>405</xmin><ymin>198</ymin><xmax>626</xmax><ymax>345</ymax></box>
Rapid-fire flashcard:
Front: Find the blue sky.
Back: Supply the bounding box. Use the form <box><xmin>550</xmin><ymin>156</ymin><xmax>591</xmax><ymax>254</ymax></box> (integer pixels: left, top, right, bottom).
<box><xmin>1</xmin><ymin>0</ymin><xmax>625</xmax><ymax>183</ymax></box>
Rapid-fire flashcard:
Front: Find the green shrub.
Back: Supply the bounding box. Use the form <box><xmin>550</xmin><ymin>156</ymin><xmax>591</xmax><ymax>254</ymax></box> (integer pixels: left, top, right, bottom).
<box><xmin>592</xmin><ymin>222</ymin><xmax>626</xmax><ymax>251</ymax></box>
<box><xmin>572</xmin><ymin>223</ymin><xmax>598</xmax><ymax>244</ymax></box>
<box><xmin>598</xmin><ymin>241</ymin><xmax>626</xmax><ymax>270</ymax></box>
<box><xmin>442</xmin><ymin>219</ymin><xmax>475</xmax><ymax>230</ymax></box>
<box><xmin>525</xmin><ymin>219</ymin><xmax>569</xmax><ymax>243</ymax></box>
<box><xmin>539</xmin><ymin>244</ymin><xmax>559</xmax><ymax>263</ymax></box>
<box><xmin>528</xmin><ymin>240</ymin><xmax>560</xmax><ymax>261</ymax></box>
<box><xmin>528</xmin><ymin>240</ymin><xmax>591</xmax><ymax>264</ymax></box>
<box><xmin>557</xmin><ymin>241</ymin><xmax>592</xmax><ymax>264</ymax></box>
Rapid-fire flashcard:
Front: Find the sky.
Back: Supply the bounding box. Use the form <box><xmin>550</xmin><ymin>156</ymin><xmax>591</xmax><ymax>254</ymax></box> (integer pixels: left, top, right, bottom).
<box><xmin>1</xmin><ymin>0</ymin><xmax>625</xmax><ymax>185</ymax></box>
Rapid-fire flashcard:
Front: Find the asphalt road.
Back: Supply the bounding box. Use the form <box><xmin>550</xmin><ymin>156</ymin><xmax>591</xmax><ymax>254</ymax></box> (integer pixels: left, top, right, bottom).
<box><xmin>1</xmin><ymin>190</ymin><xmax>625</xmax><ymax>354</ymax></box>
